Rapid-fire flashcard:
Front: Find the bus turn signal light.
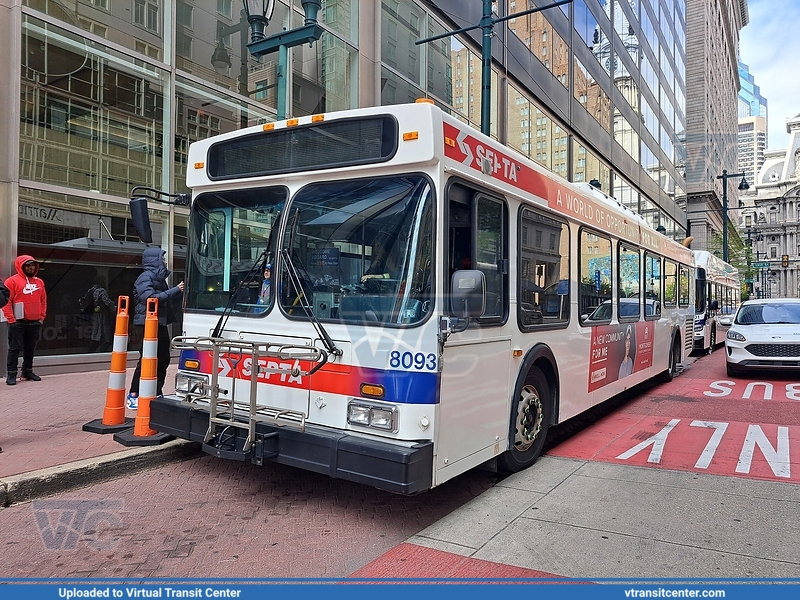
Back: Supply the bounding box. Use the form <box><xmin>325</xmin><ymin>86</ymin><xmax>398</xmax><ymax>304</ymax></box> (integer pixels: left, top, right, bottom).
<box><xmin>360</xmin><ymin>383</ymin><xmax>385</xmax><ymax>398</ymax></box>
<box><xmin>193</xmin><ymin>162</ymin><xmax>204</xmax><ymax>169</ymax></box>
<box><xmin>402</xmin><ymin>131</ymin><xmax>419</xmax><ymax>141</ymax></box>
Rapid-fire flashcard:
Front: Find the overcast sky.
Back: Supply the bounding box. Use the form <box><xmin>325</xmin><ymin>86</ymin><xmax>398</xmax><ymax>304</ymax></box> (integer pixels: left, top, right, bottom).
<box><xmin>738</xmin><ymin>0</ymin><xmax>800</xmax><ymax>150</ymax></box>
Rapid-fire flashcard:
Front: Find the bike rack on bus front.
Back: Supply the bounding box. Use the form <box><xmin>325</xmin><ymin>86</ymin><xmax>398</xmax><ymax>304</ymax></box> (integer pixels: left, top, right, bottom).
<box><xmin>170</xmin><ymin>336</ymin><xmax>327</xmax><ymax>459</ymax></box>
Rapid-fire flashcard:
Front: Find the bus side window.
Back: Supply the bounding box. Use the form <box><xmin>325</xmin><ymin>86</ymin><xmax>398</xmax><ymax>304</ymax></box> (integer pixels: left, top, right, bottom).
<box><xmin>448</xmin><ymin>198</ymin><xmax>472</xmax><ymax>280</ymax></box>
<box><xmin>518</xmin><ymin>207</ymin><xmax>570</xmax><ymax>328</ymax></box>
<box><xmin>579</xmin><ymin>228</ymin><xmax>612</xmax><ymax>323</ymax></box>
<box><xmin>663</xmin><ymin>260</ymin><xmax>677</xmax><ymax>307</ymax></box>
<box><xmin>446</xmin><ymin>182</ymin><xmax>508</xmax><ymax>324</ymax></box>
<box><xmin>644</xmin><ymin>252</ymin><xmax>661</xmax><ymax>318</ymax></box>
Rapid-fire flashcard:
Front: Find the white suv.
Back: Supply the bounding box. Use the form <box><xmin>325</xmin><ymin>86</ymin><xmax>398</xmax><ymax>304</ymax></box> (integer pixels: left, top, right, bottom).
<box><xmin>725</xmin><ymin>298</ymin><xmax>800</xmax><ymax>377</ymax></box>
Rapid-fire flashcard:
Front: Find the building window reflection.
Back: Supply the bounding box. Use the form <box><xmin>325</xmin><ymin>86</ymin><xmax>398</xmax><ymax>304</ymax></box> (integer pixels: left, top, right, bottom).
<box><xmin>20</xmin><ymin>15</ymin><xmax>166</xmax><ymax>197</ymax></box>
<box><xmin>134</xmin><ymin>0</ymin><xmax>160</xmax><ymax>33</ymax></box>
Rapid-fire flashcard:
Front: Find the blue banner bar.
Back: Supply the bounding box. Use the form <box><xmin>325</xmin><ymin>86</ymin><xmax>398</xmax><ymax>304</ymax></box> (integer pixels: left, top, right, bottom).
<box><xmin>1</xmin><ymin>582</ymin><xmax>800</xmax><ymax>600</ymax></box>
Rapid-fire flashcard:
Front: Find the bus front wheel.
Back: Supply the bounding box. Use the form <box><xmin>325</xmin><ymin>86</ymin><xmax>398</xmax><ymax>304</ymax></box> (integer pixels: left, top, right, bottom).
<box><xmin>498</xmin><ymin>367</ymin><xmax>552</xmax><ymax>473</ymax></box>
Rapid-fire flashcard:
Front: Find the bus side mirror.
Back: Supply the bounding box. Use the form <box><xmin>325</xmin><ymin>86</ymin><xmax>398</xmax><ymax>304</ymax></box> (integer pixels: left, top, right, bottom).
<box><xmin>710</xmin><ymin>299</ymin><xmax>719</xmax><ymax>311</ymax></box>
<box><xmin>129</xmin><ymin>197</ymin><xmax>153</xmax><ymax>243</ymax></box>
<box><xmin>450</xmin><ymin>270</ymin><xmax>486</xmax><ymax>318</ymax></box>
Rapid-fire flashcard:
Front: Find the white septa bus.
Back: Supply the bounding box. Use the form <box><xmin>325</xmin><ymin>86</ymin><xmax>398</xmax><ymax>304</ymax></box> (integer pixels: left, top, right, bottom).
<box><xmin>133</xmin><ymin>100</ymin><xmax>696</xmax><ymax>494</ymax></box>
<box><xmin>692</xmin><ymin>250</ymin><xmax>740</xmax><ymax>353</ymax></box>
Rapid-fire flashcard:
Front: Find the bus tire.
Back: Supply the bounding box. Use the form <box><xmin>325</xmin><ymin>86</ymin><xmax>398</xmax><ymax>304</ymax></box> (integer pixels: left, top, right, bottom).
<box><xmin>498</xmin><ymin>366</ymin><xmax>552</xmax><ymax>473</ymax></box>
<box><xmin>709</xmin><ymin>326</ymin><xmax>716</xmax><ymax>353</ymax></box>
<box><xmin>655</xmin><ymin>337</ymin><xmax>680</xmax><ymax>383</ymax></box>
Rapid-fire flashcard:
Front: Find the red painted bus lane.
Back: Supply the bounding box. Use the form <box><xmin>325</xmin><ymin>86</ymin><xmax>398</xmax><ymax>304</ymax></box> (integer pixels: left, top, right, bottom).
<box><xmin>549</xmin><ymin>350</ymin><xmax>800</xmax><ymax>483</ymax></box>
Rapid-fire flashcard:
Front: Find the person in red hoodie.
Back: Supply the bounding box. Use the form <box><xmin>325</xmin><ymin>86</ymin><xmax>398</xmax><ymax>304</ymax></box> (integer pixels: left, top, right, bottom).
<box><xmin>0</xmin><ymin>280</ymin><xmax>6</xmax><ymax>451</ymax></box>
<box><xmin>3</xmin><ymin>255</ymin><xmax>47</xmax><ymax>386</ymax></box>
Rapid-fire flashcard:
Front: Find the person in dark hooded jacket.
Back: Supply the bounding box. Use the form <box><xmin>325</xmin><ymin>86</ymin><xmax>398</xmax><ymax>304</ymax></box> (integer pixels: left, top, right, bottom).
<box><xmin>0</xmin><ymin>281</ymin><xmax>8</xmax><ymax>309</ymax></box>
<box><xmin>127</xmin><ymin>248</ymin><xmax>184</xmax><ymax>408</ymax></box>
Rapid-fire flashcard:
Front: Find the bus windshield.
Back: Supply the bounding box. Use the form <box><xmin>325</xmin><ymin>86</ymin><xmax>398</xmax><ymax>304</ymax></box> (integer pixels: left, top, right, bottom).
<box><xmin>279</xmin><ymin>175</ymin><xmax>433</xmax><ymax>326</ymax></box>
<box><xmin>185</xmin><ymin>186</ymin><xmax>286</xmax><ymax>313</ymax></box>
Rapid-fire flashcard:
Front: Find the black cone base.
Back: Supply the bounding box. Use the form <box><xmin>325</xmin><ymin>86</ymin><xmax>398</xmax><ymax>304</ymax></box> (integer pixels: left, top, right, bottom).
<box><xmin>113</xmin><ymin>429</ymin><xmax>174</xmax><ymax>446</ymax></box>
<box><xmin>83</xmin><ymin>418</ymin><xmax>135</xmax><ymax>434</ymax></box>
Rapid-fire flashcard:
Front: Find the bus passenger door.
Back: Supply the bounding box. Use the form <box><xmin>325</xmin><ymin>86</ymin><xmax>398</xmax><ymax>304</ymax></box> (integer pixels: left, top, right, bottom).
<box><xmin>436</xmin><ymin>186</ymin><xmax>510</xmax><ymax>483</ymax></box>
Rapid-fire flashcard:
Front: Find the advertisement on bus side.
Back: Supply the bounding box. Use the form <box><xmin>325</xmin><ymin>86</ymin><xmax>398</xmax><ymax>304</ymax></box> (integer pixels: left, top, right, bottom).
<box><xmin>588</xmin><ymin>321</ymin><xmax>654</xmax><ymax>392</ymax></box>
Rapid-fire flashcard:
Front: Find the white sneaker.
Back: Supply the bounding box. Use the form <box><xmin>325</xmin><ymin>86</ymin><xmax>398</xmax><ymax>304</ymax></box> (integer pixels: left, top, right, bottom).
<box><xmin>126</xmin><ymin>393</ymin><xmax>138</xmax><ymax>410</ymax></box>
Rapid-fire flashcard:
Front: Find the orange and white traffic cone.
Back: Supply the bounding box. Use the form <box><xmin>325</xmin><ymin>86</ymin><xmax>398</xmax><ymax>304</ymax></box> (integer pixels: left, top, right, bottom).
<box><xmin>83</xmin><ymin>296</ymin><xmax>135</xmax><ymax>434</ymax></box>
<box><xmin>114</xmin><ymin>297</ymin><xmax>172</xmax><ymax>446</ymax></box>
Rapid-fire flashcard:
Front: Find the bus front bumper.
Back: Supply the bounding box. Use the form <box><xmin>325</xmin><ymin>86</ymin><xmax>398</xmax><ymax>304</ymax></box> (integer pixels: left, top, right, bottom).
<box><xmin>149</xmin><ymin>396</ymin><xmax>434</xmax><ymax>495</ymax></box>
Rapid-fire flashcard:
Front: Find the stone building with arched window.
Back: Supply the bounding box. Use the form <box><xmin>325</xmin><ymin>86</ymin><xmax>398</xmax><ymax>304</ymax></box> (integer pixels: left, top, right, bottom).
<box><xmin>740</xmin><ymin>113</ymin><xmax>800</xmax><ymax>298</ymax></box>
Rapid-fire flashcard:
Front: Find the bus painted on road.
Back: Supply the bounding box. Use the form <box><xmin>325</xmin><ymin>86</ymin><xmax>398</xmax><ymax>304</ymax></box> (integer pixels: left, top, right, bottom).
<box><xmin>693</xmin><ymin>250</ymin><xmax>739</xmax><ymax>353</ymax></box>
<box><xmin>136</xmin><ymin>100</ymin><xmax>696</xmax><ymax>493</ymax></box>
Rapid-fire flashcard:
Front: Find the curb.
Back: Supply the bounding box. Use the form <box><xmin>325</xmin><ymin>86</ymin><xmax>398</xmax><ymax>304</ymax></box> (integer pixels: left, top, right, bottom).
<box><xmin>0</xmin><ymin>440</ymin><xmax>203</xmax><ymax>508</ymax></box>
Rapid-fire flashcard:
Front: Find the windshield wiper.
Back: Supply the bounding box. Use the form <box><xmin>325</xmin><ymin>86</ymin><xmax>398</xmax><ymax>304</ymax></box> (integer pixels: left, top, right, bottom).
<box><xmin>281</xmin><ymin>247</ymin><xmax>342</xmax><ymax>357</ymax></box>
<box><xmin>211</xmin><ymin>211</ymin><xmax>282</xmax><ymax>338</ymax></box>
<box><xmin>211</xmin><ymin>248</ymin><xmax>267</xmax><ymax>338</ymax></box>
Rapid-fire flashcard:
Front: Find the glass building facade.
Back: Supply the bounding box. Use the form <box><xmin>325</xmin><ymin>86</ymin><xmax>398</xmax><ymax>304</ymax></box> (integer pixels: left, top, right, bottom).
<box><xmin>738</xmin><ymin>60</ymin><xmax>767</xmax><ymax>119</ymax></box>
<box><xmin>0</xmin><ymin>0</ymin><xmax>687</xmax><ymax>370</ymax></box>
<box><xmin>737</xmin><ymin>61</ymin><xmax>767</xmax><ymax>190</ymax></box>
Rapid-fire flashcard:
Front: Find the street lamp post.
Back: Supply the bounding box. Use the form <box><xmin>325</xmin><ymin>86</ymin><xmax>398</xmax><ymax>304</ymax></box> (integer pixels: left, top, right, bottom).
<box><xmin>715</xmin><ymin>169</ymin><xmax>750</xmax><ymax>263</ymax></box>
<box><xmin>416</xmin><ymin>0</ymin><xmax>572</xmax><ymax>136</ymax></box>
<box><xmin>242</xmin><ymin>0</ymin><xmax>324</xmax><ymax>120</ymax></box>
<box><xmin>211</xmin><ymin>10</ymin><xmax>251</xmax><ymax>128</ymax></box>
<box><xmin>745</xmin><ymin>226</ymin><xmax>764</xmax><ymax>298</ymax></box>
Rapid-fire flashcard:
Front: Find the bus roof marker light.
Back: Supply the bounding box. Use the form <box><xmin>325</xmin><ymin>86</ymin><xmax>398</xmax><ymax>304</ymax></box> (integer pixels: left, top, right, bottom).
<box><xmin>263</xmin><ymin>123</ymin><xmax>275</xmax><ymax>131</ymax></box>
<box><xmin>402</xmin><ymin>131</ymin><xmax>419</xmax><ymax>141</ymax></box>
<box><xmin>311</xmin><ymin>114</ymin><xmax>324</xmax><ymax>123</ymax></box>
<box><xmin>415</xmin><ymin>98</ymin><xmax>434</xmax><ymax>104</ymax></box>
<box><xmin>193</xmin><ymin>162</ymin><xmax>205</xmax><ymax>169</ymax></box>
<box><xmin>287</xmin><ymin>118</ymin><xmax>300</xmax><ymax>127</ymax></box>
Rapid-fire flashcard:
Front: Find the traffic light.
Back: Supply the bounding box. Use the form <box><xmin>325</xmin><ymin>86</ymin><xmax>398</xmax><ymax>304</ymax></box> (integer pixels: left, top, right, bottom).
<box><xmin>782</xmin><ymin>255</ymin><xmax>789</xmax><ymax>268</ymax></box>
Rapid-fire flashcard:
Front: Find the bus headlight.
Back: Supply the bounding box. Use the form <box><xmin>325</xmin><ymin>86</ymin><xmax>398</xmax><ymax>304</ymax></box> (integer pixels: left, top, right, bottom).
<box><xmin>369</xmin><ymin>407</ymin><xmax>396</xmax><ymax>430</ymax></box>
<box><xmin>175</xmin><ymin>372</ymin><xmax>209</xmax><ymax>397</ymax></box>
<box><xmin>726</xmin><ymin>330</ymin><xmax>746</xmax><ymax>342</ymax></box>
<box><xmin>347</xmin><ymin>403</ymin><xmax>371</xmax><ymax>426</ymax></box>
<box><xmin>347</xmin><ymin>400</ymin><xmax>397</xmax><ymax>432</ymax></box>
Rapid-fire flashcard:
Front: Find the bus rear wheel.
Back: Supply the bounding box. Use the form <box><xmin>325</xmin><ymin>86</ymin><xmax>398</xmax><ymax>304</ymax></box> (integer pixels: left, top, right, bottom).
<box><xmin>656</xmin><ymin>338</ymin><xmax>680</xmax><ymax>383</ymax></box>
<box><xmin>498</xmin><ymin>367</ymin><xmax>552</xmax><ymax>473</ymax></box>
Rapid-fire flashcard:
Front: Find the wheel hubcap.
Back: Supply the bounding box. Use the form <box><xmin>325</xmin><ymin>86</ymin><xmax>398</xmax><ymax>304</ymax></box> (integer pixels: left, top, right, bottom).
<box><xmin>514</xmin><ymin>385</ymin><xmax>543</xmax><ymax>452</ymax></box>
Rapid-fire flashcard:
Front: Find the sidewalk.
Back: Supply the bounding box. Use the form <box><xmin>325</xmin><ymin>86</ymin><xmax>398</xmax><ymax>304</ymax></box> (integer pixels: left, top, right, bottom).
<box><xmin>352</xmin><ymin>352</ymin><xmax>800</xmax><ymax>579</ymax></box>
<box><xmin>0</xmin><ymin>364</ymin><xmax>200</xmax><ymax>505</ymax></box>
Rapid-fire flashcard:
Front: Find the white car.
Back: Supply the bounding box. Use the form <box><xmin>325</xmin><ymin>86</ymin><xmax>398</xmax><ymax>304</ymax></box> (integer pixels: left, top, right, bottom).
<box><xmin>725</xmin><ymin>298</ymin><xmax>800</xmax><ymax>377</ymax></box>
